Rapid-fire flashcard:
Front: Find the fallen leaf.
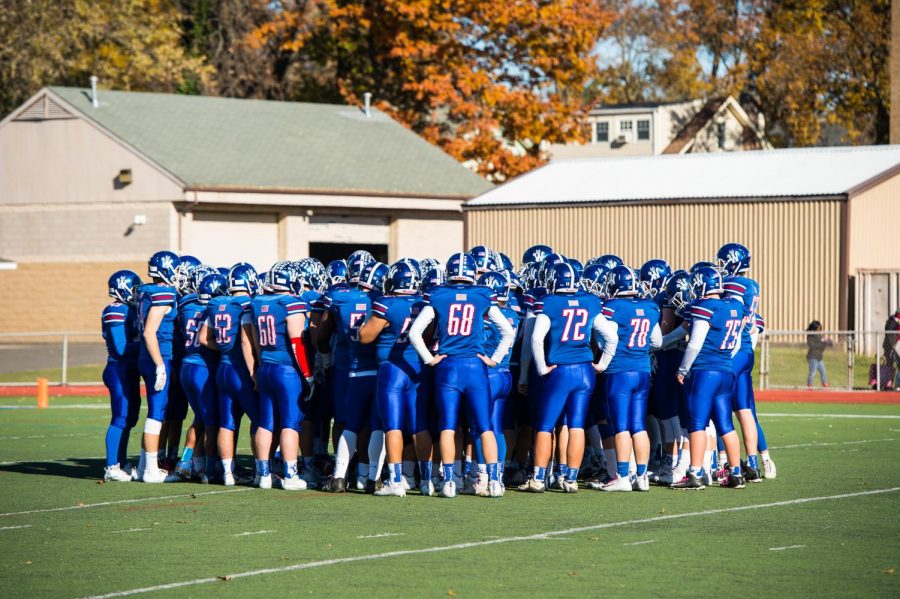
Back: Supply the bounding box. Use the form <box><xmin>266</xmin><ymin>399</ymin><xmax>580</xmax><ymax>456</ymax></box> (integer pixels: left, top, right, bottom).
<box><xmin>217</xmin><ymin>575</ymin><xmax>233</xmax><ymax>581</ymax></box>
<box><xmin>96</xmin><ymin>480</ymin><xmax>105</xmax><ymax>486</ymax></box>
<box><xmin>24</xmin><ymin>561</ymin><xmax>32</xmax><ymax>565</ymax></box>
<box><xmin>884</xmin><ymin>567</ymin><xmax>895</xmax><ymax>576</ymax></box>
<box><xmin>191</xmin><ymin>494</ymin><xmax>197</xmax><ymax>499</ymax></box>
<box><xmin>568</xmin><ymin>571</ymin><xmax>578</xmax><ymax>576</ymax></box>
<box><xmin>447</xmin><ymin>591</ymin><xmax>456</xmax><ymax>597</ymax></box>
<box><xmin>85</xmin><ymin>524</ymin><xmax>93</xmax><ymax>528</ymax></box>
<box><xmin>589</xmin><ymin>536</ymin><xmax>600</xmax><ymax>541</ymax></box>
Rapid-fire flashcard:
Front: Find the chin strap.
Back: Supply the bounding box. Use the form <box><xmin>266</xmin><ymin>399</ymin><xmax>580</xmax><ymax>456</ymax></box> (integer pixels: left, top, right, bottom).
<box><xmin>290</xmin><ymin>335</ymin><xmax>313</xmax><ymax>379</ymax></box>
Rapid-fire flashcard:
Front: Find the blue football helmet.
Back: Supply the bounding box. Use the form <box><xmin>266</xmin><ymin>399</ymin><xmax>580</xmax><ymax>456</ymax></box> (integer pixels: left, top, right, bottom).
<box><xmin>690</xmin><ymin>266</ymin><xmax>724</xmax><ymax>298</ymax></box>
<box><xmin>566</xmin><ymin>257</ymin><xmax>584</xmax><ymax>281</ymax></box>
<box><xmin>469</xmin><ymin>245</ymin><xmax>498</xmax><ymax>274</ymax></box>
<box><xmin>604</xmin><ymin>265</ymin><xmax>640</xmax><ymax>298</ymax></box>
<box><xmin>108</xmin><ymin>270</ymin><xmax>142</xmax><ymax>305</ymax></box>
<box><xmin>228</xmin><ymin>263</ymin><xmax>260</xmax><ymax>295</ymax></box>
<box><xmin>580</xmin><ymin>263</ymin><xmax>605</xmax><ymax>295</ymax></box>
<box><xmin>347</xmin><ymin>252</ymin><xmax>374</xmax><ymax>285</ymax></box>
<box><xmin>198</xmin><ymin>273</ymin><xmax>227</xmax><ymax>304</ymax></box>
<box><xmin>664</xmin><ymin>270</ymin><xmax>693</xmax><ymax>313</ymax></box>
<box><xmin>386</xmin><ymin>261</ymin><xmax>420</xmax><ymax>295</ymax></box>
<box><xmin>189</xmin><ymin>265</ymin><xmax>217</xmax><ymax>294</ymax></box>
<box><xmin>539</xmin><ymin>253</ymin><xmax>567</xmax><ymax>287</ymax></box>
<box><xmin>295</xmin><ymin>258</ymin><xmax>325</xmax><ymax>290</ymax></box>
<box><xmin>505</xmin><ymin>270</ymin><xmax>524</xmax><ymax>292</ymax></box>
<box><xmin>446</xmin><ymin>252</ymin><xmax>477</xmax><ymax>284</ymax></box>
<box><xmin>148</xmin><ymin>250</ymin><xmax>179</xmax><ymax>285</ymax></box>
<box><xmin>522</xmin><ymin>244</ymin><xmax>553</xmax><ymax>266</ymax></box>
<box><xmin>401</xmin><ymin>257</ymin><xmax>420</xmax><ymax>273</ymax></box>
<box><xmin>359</xmin><ymin>261</ymin><xmax>389</xmax><ymax>291</ymax></box>
<box><xmin>421</xmin><ymin>267</ymin><xmax>447</xmax><ymax>294</ymax></box>
<box><xmin>546</xmin><ymin>262</ymin><xmax>579</xmax><ymax>294</ymax></box>
<box><xmin>716</xmin><ymin>242</ymin><xmax>751</xmax><ymax>276</ymax></box>
<box><xmin>418</xmin><ymin>258</ymin><xmax>442</xmax><ymax>278</ymax></box>
<box><xmin>478</xmin><ymin>270</ymin><xmax>510</xmax><ymax>302</ymax></box>
<box><xmin>640</xmin><ymin>259</ymin><xmax>672</xmax><ymax>299</ymax></box>
<box><xmin>265</xmin><ymin>261</ymin><xmax>296</xmax><ymax>293</ymax></box>
<box><xmin>180</xmin><ymin>255</ymin><xmax>201</xmax><ymax>269</ymax></box>
<box><xmin>498</xmin><ymin>252</ymin><xmax>514</xmax><ymax>272</ymax></box>
<box><xmin>326</xmin><ymin>260</ymin><xmax>348</xmax><ymax>285</ymax></box>
<box><xmin>690</xmin><ymin>260</ymin><xmax>717</xmax><ymax>273</ymax></box>
<box><xmin>593</xmin><ymin>254</ymin><xmax>624</xmax><ymax>270</ymax></box>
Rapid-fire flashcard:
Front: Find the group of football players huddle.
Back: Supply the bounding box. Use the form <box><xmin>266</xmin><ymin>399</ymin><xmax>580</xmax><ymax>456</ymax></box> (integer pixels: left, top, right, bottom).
<box><xmin>100</xmin><ymin>241</ymin><xmax>775</xmax><ymax>497</ymax></box>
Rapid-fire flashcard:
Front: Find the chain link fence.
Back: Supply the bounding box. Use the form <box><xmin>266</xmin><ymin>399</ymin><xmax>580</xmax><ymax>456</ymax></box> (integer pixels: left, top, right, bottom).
<box><xmin>758</xmin><ymin>330</ymin><xmax>900</xmax><ymax>391</ymax></box>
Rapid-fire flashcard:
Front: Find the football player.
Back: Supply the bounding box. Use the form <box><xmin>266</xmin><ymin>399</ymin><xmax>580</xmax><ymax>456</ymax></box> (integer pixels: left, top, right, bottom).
<box><xmin>408</xmin><ymin>252</ymin><xmax>515</xmax><ymax>498</ymax></box>
<box><xmin>102</xmin><ymin>270</ymin><xmax>143</xmax><ymax>481</ymax></box>
<box><xmin>519</xmin><ymin>262</ymin><xmax>615</xmax><ymax>493</ymax></box>
<box><xmin>136</xmin><ymin>251</ymin><xmax>181</xmax><ymax>483</ymax></box>
<box><xmin>671</xmin><ymin>266</ymin><xmax>746</xmax><ymax>489</ymax></box>
<box><xmin>717</xmin><ymin>242</ymin><xmax>771</xmax><ymax>480</ymax></box>
<box><xmin>358</xmin><ymin>261</ymin><xmax>433</xmax><ymax>497</ymax></box>
<box><xmin>598</xmin><ymin>265</ymin><xmax>662</xmax><ymax>492</ymax></box>
<box><xmin>249</xmin><ymin>262</ymin><xmax>315</xmax><ymax>490</ymax></box>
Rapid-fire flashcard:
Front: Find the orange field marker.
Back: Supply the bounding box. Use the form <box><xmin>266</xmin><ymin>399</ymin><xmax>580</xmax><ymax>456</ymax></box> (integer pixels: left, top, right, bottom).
<box><xmin>36</xmin><ymin>378</ymin><xmax>49</xmax><ymax>408</ymax></box>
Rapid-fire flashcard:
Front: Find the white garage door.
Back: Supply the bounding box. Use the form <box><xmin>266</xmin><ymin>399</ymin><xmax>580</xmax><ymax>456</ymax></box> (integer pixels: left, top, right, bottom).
<box><xmin>188</xmin><ymin>212</ymin><xmax>279</xmax><ymax>272</ymax></box>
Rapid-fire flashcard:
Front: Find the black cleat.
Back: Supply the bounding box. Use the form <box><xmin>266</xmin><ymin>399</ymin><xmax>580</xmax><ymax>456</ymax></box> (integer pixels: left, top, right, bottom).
<box><xmin>670</xmin><ymin>472</ymin><xmax>705</xmax><ymax>490</ymax></box>
<box><xmin>364</xmin><ymin>479</ymin><xmax>382</xmax><ymax>495</ymax></box>
<box><xmin>744</xmin><ymin>464</ymin><xmax>762</xmax><ymax>483</ymax></box>
<box><xmin>726</xmin><ymin>472</ymin><xmax>746</xmax><ymax>489</ymax></box>
<box><xmin>321</xmin><ymin>477</ymin><xmax>347</xmax><ymax>493</ymax></box>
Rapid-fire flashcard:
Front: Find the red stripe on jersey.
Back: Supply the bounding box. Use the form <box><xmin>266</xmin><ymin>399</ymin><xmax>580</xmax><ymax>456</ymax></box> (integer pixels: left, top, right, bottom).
<box><xmin>286</xmin><ymin>301</ymin><xmax>307</xmax><ymax>314</ymax></box>
<box><xmin>601</xmin><ymin>307</ymin><xmax>614</xmax><ymax>317</ymax></box>
<box><xmin>723</xmin><ymin>282</ymin><xmax>746</xmax><ymax>292</ymax></box>
<box><xmin>692</xmin><ymin>306</ymin><xmax>714</xmax><ymax>315</ymax></box>
<box><xmin>372</xmin><ymin>302</ymin><xmax>388</xmax><ymax>316</ymax></box>
<box><xmin>532</xmin><ymin>302</ymin><xmax>544</xmax><ymax>314</ymax></box>
<box><xmin>103</xmin><ymin>315</ymin><xmax>125</xmax><ymax>322</ymax></box>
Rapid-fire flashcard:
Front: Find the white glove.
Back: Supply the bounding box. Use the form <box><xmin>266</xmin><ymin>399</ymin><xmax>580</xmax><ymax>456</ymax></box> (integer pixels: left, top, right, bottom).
<box><xmin>304</xmin><ymin>376</ymin><xmax>316</xmax><ymax>402</ymax></box>
<box><xmin>154</xmin><ymin>364</ymin><xmax>167</xmax><ymax>392</ymax></box>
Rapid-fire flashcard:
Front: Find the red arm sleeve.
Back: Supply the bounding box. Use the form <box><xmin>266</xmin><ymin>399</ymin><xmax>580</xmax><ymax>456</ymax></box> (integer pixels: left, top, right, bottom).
<box><xmin>290</xmin><ymin>335</ymin><xmax>313</xmax><ymax>379</ymax></box>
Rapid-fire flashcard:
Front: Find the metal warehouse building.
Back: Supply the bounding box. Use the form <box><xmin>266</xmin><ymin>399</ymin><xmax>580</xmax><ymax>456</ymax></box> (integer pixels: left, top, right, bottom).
<box><xmin>464</xmin><ymin>146</ymin><xmax>900</xmax><ymax>333</ymax></box>
<box><xmin>0</xmin><ymin>87</ymin><xmax>490</xmax><ymax>333</ymax></box>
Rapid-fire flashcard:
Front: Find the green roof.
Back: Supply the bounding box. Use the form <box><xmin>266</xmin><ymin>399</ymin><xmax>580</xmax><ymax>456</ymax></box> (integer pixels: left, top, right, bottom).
<box><xmin>49</xmin><ymin>87</ymin><xmax>491</xmax><ymax>198</ymax></box>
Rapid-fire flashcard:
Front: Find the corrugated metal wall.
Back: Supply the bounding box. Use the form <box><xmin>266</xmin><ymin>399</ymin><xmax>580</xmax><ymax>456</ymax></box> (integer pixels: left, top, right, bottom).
<box><xmin>465</xmin><ymin>199</ymin><xmax>843</xmax><ymax>331</ymax></box>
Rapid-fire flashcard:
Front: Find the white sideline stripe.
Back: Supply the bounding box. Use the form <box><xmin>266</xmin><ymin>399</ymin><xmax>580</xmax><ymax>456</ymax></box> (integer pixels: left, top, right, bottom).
<box><xmin>0</xmin><ymin>488</ymin><xmax>251</xmax><ymax>517</ymax></box>
<box><xmin>82</xmin><ymin>487</ymin><xmax>900</xmax><ymax>599</ymax></box>
<box><xmin>771</xmin><ymin>438</ymin><xmax>896</xmax><ymax>450</ymax></box>
<box><xmin>760</xmin><ymin>413</ymin><xmax>900</xmax><ymax>420</ymax></box>
<box><xmin>623</xmin><ymin>539</ymin><xmax>656</xmax><ymax>546</ymax></box>
<box><xmin>0</xmin><ymin>524</ymin><xmax>32</xmax><ymax>531</ymax></box>
<box><xmin>356</xmin><ymin>532</ymin><xmax>404</xmax><ymax>539</ymax></box>
<box><xmin>109</xmin><ymin>528</ymin><xmax>151</xmax><ymax>534</ymax></box>
<box><xmin>235</xmin><ymin>530</ymin><xmax>274</xmax><ymax>537</ymax></box>
<box><xmin>0</xmin><ymin>404</ymin><xmax>107</xmax><ymax>410</ymax></box>
<box><xmin>769</xmin><ymin>544</ymin><xmax>805</xmax><ymax>551</ymax></box>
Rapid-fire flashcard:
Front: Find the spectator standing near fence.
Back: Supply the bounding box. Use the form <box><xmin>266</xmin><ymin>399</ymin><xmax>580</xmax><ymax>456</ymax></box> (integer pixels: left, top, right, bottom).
<box><xmin>806</xmin><ymin>321</ymin><xmax>831</xmax><ymax>388</ymax></box>
<box><xmin>884</xmin><ymin>310</ymin><xmax>900</xmax><ymax>390</ymax></box>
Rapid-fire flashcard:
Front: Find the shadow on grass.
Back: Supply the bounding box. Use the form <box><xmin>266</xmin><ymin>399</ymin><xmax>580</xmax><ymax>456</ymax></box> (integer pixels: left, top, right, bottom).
<box><xmin>0</xmin><ymin>457</ymin><xmax>105</xmax><ymax>480</ymax></box>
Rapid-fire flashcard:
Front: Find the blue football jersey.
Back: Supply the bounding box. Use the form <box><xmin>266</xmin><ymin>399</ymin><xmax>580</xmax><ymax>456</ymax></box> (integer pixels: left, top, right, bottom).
<box><xmin>250</xmin><ymin>294</ymin><xmax>308</xmax><ymax>366</ymax></box>
<box><xmin>321</xmin><ymin>286</ymin><xmax>377</xmax><ymax>372</ymax></box>
<box><xmin>602</xmin><ymin>298</ymin><xmax>661</xmax><ymax>373</ymax></box>
<box><xmin>723</xmin><ymin>275</ymin><xmax>760</xmax><ymax>352</ymax></box>
<box><xmin>299</xmin><ymin>289</ymin><xmax>321</xmax><ymax>331</ymax></box>
<box><xmin>316</xmin><ymin>283</ymin><xmax>352</xmax><ymax>365</ymax></box>
<box><xmin>523</xmin><ymin>286</ymin><xmax>548</xmax><ymax>315</ymax></box>
<box><xmin>428</xmin><ymin>284</ymin><xmax>497</xmax><ymax>357</ymax></box>
<box><xmin>371</xmin><ymin>294</ymin><xmax>422</xmax><ymax>368</ymax></box>
<box><xmin>137</xmin><ymin>283</ymin><xmax>177</xmax><ymax>361</ymax></box>
<box><xmin>689</xmin><ymin>297</ymin><xmax>745</xmax><ymax>371</ymax></box>
<box><xmin>178</xmin><ymin>297</ymin><xmax>217</xmax><ymax>367</ymax></box>
<box><xmin>483</xmin><ymin>304</ymin><xmax>521</xmax><ymax>368</ymax></box>
<box><xmin>207</xmin><ymin>295</ymin><xmax>251</xmax><ymax>365</ymax></box>
<box><xmin>101</xmin><ymin>302</ymin><xmax>140</xmax><ymax>362</ymax></box>
<box><xmin>534</xmin><ymin>292</ymin><xmax>602</xmax><ymax>365</ymax></box>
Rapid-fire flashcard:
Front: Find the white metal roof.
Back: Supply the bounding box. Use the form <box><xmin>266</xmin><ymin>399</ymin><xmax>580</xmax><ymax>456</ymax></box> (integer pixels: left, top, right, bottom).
<box><xmin>466</xmin><ymin>145</ymin><xmax>900</xmax><ymax>207</ymax></box>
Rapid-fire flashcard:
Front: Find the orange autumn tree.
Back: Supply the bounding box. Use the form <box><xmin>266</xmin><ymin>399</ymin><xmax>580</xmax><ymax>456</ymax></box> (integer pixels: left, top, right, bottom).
<box><xmin>252</xmin><ymin>1</ymin><xmax>611</xmax><ymax>181</ymax></box>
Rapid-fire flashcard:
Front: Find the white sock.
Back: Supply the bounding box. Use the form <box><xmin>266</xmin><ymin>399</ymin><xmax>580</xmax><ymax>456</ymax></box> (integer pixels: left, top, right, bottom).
<box><xmin>587</xmin><ymin>425</ymin><xmax>603</xmax><ymax>453</ymax></box>
<box><xmin>477</xmin><ymin>463</ymin><xmax>487</xmax><ymax>475</ymax></box>
<box><xmin>145</xmin><ymin>451</ymin><xmax>158</xmax><ymax>472</ymax></box>
<box><xmin>221</xmin><ymin>458</ymin><xmax>233</xmax><ymax>475</ymax></box>
<box><xmin>286</xmin><ymin>459</ymin><xmax>298</xmax><ymax>478</ymax></box>
<box><xmin>368</xmin><ymin>430</ymin><xmax>385</xmax><ymax>480</ymax></box>
<box><xmin>761</xmin><ymin>450</ymin><xmax>770</xmax><ymax>459</ymax></box>
<box><xmin>334</xmin><ymin>431</ymin><xmax>356</xmax><ymax>479</ymax></box>
<box><xmin>628</xmin><ymin>453</ymin><xmax>636</xmax><ymax>476</ymax></box>
<box><xmin>703</xmin><ymin>450</ymin><xmax>713</xmax><ymax>472</ymax></box>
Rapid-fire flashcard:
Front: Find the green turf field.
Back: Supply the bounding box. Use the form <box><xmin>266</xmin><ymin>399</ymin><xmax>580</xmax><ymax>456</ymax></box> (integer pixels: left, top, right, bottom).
<box><xmin>1</xmin><ymin>397</ymin><xmax>898</xmax><ymax>598</ymax></box>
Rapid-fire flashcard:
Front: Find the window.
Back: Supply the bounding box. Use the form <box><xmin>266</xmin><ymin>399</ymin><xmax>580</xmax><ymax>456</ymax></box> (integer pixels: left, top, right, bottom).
<box><xmin>619</xmin><ymin>120</ymin><xmax>633</xmax><ymax>133</ymax></box>
<box><xmin>637</xmin><ymin>119</ymin><xmax>650</xmax><ymax>141</ymax></box>
<box><xmin>595</xmin><ymin>121</ymin><xmax>609</xmax><ymax>143</ymax></box>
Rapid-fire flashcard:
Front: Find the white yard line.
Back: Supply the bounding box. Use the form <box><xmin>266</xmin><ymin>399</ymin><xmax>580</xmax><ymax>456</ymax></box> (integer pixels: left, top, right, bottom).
<box><xmin>623</xmin><ymin>539</ymin><xmax>656</xmax><ymax>546</ymax></box>
<box><xmin>769</xmin><ymin>544</ymin><xmax>806</xmax><ymax>551</ymax></box>
<box><xmin>109</xmin><ymin>528</ymin><xmax>151</xmax><ymax>534</ymax></box>
<box><xmin>760</xmin><ymin>413</ymin><xmax>900</xmax><ymax>420</ymax></box>
<box><xmin>356</xmin><ymin>532</ymin><xmax>404</xmax><ymax>539</ymax></box>
<box><xmin>0</xmin><ymin>524</ymin><xmax>32</xmax><ymax>531</ymax></box>
<box><xmin>0</xmin><ymin>488</ymin><xmax>251</xmax><ymax>517</ymax></box>
<box><xmin>82</xmin><ymin>487</ymin><xmax>900</xmax><ymax>599</ymax></box>
<box><xmin>771</xmin><ymin>438</ymin><xmax>896</xmax><ymax>450</ymax></box>
<box><xmin>235</xmin><ymin>530</ymin><xmax>275</xmax><ymax>537</ymax></box>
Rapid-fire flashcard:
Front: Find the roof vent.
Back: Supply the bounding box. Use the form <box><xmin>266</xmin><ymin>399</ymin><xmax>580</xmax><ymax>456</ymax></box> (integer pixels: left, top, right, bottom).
<box><xmin>14</xmin><ymin>94</ymin><xmax>74</xmax><ymax>121</ymax></box>
<box><xmin>363</xmin><ymin>92</ymin><xmax>372</xmax><ymax>118</ymax></box>
<box><xmin>90</xmin><ymin>75</ymin><xmax>99</xmax><ymax>108</ymax></box>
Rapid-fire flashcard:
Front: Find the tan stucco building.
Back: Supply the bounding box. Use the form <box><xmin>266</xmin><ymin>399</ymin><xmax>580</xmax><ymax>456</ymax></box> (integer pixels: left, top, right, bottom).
<box><xmin>0</xmin><ymin>87</ymin><xmax>490</xmax><ymax>334</ymax></box>
<box><xmin>465</xmin><ymin>146</ymin><xmax>900</xmax><ymax>333</ymax></box>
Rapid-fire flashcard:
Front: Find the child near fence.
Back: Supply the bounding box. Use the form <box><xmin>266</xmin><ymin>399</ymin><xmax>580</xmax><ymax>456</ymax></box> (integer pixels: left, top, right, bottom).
<box><xmin>806</xmin><ymin>321</ymin><xmax>832</xmax><ymax>388</ymax></box>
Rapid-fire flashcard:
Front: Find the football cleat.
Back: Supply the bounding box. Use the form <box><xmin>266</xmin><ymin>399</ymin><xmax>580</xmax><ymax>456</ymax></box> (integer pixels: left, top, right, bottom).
<box><xmin>175</xmin><ymin>460</ymin><xmax>192</xmax><ymax>479</ymax></box>
<box><xmin>517</xmin><ymin>478</ymin><xmax>546</xmax><ymax>493</ymax></box>
<box><xmin>364</xmin><ymin>479</ymin><xmax>381</xmax><ymax>495</ymax></box>
<box><xmin>402</xmin><ymin>476</ymin><xmax>414</xmax><ymax>491</ymax></box>
<box><xmin>420</xmin><ymin>479</ymin><xmax>435</xmax><ymax>496</ymax></box>
<box><xmin>257</xmin><ymin>474</ymin><xmax>273</xmax><ymax>489</ymax></box>
<box><xmin>632</xmin><ymin>473</ymin><xmax>650</xmax><ymax>492</ymax></box>
<box><xmin>103</xmin><ymin>465</ymin><xmax>132</xmax><ymax>482</ymax></box>
<box><xmin>600</xmin><ymin>476</ymin><xmax>633</xmax><ymax>492</ymax></box>
<box><xmin>744</xmin><ymin>464</ymin><xmax>762</xmax><ymax>483</ymax></box>
<box><xmin>475</xmin><ymin>473</ymin><xmax>489</xmax><ymax>496</ymax></box>
<box><xmin>281</xmin><ymin>476</ymin><xmax>308</xmax><ymax>491</ymax></box>
<box><xmin>321</xmin><ymin>477</ymin><xmax>347</xmax><ymax>493</ymax></box>
<box><xmin>141</xmin><ymin>469</ymin><xmax>179</xmax><ymax>484</ymax></box>
<box><xmin>562</xmin><ymin>479</ymin><xmax>579</xmax><ymax>493</ymax></box>
<box><xmin>356</xmin><ymin>475</ymin><xmax>367</xmax><ymax>491</ymax></box>
<box><xmin>488</xmin><ymin>480</ymin><xmax>504</xmax><ymax>497</ymax></box>
<box><xmin>723</xmin><ymin>472</ymin><xmax>746</xmax><ymax>489</ymax></box>
<box><xmin>374</xmin><ymin>482</ymin><xmax>406</xmax><ymax>497</ymax></box>
<box><xmin>763</xmin><ymin>457</ymin><xmax>777</xmax><ymax>479</ymax></box>
<box><xmin>223</xmin><ymin>471</ymin><xmax>236</xmax><ymax>487</ymax></box>
<box><xmin>440</xmin><ymin>479</ymin><xmax>457</xmax><ymax>498</ymax></box>
<box><xmin>655</xmin><ymin>464</ymin><xmax>674</xmax><ymax>486</ymax></box>
<box><xmin>299</xmin><ymin>468</ymin><xmax>320</xmax><ymax>490</ymax></box>
<box><xmin>505</xmin><ymin>467</ymin><xmax>526</xmax><ymax>487</ymax></box>
<box><xmin>670</xmin><ymin>472</ymin><xmax>705</xmax><ymax>490</ymax></box>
